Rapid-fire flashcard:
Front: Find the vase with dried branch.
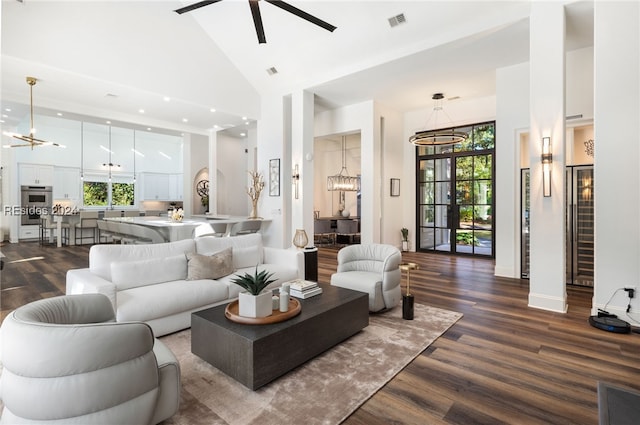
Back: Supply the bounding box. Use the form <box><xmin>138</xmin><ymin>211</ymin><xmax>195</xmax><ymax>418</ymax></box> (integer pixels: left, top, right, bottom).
<box><xmin>247</xmin><ymin>171</ymin><xmax>265</xmax><ymax>219</ymax></box>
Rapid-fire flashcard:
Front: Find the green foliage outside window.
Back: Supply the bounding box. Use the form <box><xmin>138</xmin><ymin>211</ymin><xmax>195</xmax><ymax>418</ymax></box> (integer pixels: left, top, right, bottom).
<box><xmin>83</xmin><ymin>181</ymin><xmax>134</xmax><ymax>206</ymax></box>
<box><xmin>83</xmin><ymin>182</ymin><xmax>108</xmax><ymax>206</ymax></box>
<box><xmin>456</xmin><ymin>231</ymin><xmax>479</xmax><ymax>246</ymax></box>
<box><xmin>112</xmin><ymin>183</ymin><xmax>135</xmax><ymax>206</ymax></box>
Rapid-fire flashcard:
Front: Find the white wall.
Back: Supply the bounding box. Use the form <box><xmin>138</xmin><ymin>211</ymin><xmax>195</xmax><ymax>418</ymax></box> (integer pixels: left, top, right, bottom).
<box><xmin>375</xmin><ymin>102</ymin><xmax>404</xmax><ymax>247</ymax></box>
<box><xmin>593</xmin><ymin>1</ymin><xmax>640</xmax><ymax>316</ymax></box>
<box><xmin>495</xmin><ymin>62</ymin><xmax>529</xmax><ymax>278</ymax></box>
<box><xmin>216</xmin><ymin>132</ymin><xmax>249</xmax><ymax>216</ymax></box>
<box><xmin>190</xmin><ymin>134</ymin><xmax>209</xmax><ymax>214</ymax></box>
<box><xmin>255</xmin><ymin>93</ymin><xmax>288</xmax><ymax>248</ymax></box>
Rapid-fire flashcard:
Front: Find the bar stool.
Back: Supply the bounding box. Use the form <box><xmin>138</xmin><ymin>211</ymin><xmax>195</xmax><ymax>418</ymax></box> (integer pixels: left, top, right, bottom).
<box><xmin>39</xmin><ymin>215</ymin><xmax>69</xmax><ymax>246</ymax></box>
<box><xmin>75</xmin><ymin>211</ymin><xmax>99</xmax><ymax>245</ymax></box>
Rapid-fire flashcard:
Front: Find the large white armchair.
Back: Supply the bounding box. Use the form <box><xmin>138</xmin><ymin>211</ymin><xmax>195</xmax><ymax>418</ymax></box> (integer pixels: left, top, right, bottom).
<box><xmin>0</xmin><ymin>294</ymin><xmax>180</xmax><ymax>425</ymax></box>
<box><xmin>330</xmin><ymin>244</ymin><xmax>402</xmax><ymax>312</ymax></box>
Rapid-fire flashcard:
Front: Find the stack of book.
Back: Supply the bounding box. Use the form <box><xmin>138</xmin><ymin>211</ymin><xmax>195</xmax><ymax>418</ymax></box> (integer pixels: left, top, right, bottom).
<box><xmin>288</xmin><ymin>279</ymin><xmax>323</xmax><ymax>299</ymax></box>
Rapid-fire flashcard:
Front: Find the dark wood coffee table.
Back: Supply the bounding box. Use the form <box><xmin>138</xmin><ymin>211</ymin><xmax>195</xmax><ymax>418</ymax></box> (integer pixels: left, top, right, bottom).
<box><xmin>191</xmin><ymin>283</ymin><xmax>369</xmax><ymax>390</ymax></box>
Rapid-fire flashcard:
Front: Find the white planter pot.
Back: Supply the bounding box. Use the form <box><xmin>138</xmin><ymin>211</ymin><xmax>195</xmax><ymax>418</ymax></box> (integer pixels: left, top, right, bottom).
<box><xmin>238</xmin><ymin>291</ymin><xmax>273</xmax><ymax>318</ymax></box>
<box><xmin>402</xmin><ymin>241</ymin><xmax>409</xmax><ymax>252</ymax></box>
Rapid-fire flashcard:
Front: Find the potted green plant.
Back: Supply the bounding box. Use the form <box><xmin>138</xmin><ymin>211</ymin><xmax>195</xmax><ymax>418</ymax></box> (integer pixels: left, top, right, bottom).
<box><xmin>401</xmin><ymin>228</ymin><xmax>409</xmax><ymax>252</ymax></box>
<box><xmin>231</xmin><ymin>266</ymin><xmax>276</xmax><ymax>318</ymax></box>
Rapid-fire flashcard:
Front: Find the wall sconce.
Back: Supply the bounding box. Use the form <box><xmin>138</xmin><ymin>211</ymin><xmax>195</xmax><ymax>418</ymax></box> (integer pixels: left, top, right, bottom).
<box><xmin>292</xmin><ymin>164</ymin><xmax>300</xmax><ymax>199</ymax></box>
<box><xmin>542</xmin><ymin>137</ymin><xmax>552</xmax><ymax>197</ymax></box>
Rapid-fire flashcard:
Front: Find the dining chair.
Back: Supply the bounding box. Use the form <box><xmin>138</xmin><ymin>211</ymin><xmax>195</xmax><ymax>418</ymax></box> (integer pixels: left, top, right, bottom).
<box><xmin>337</xmin><ymin>219</ymin><xmax>360</xmax><ymax>245</ymax></box>
<box><xmin>314</xmin><ymin>219</ymin><xmax>335</xmax><ymax>246</ymax></box>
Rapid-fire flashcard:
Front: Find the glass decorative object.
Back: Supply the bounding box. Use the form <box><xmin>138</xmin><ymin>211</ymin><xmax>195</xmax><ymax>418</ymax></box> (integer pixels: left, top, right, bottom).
<box><xmin>293</xmin><ymin>229</ymin><xmax>308</xmax><ymax>249</ymax></box>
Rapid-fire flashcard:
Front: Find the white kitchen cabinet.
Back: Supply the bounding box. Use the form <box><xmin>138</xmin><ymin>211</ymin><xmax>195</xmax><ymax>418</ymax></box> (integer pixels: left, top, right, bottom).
<box><xmin>19</xmin><ymin>164</ymin><xmax>54</xmax><ymax>186</ymax></box>
<box><xmin>168</xmin><ymin>173</ymin><xmax>183</xmax><ymax>201</ymax></box>
<box><xmin>19</xmin><ymin>225</ymin><xmax>39</xmax><ymax>240</ymax></box>
<box><xmin>142</xmin><ymin>173</ymin><xmax>170</xmax><ymax>200</ymax></box>
<box><xmin>53</xmin><ymin>167</ymin><xmax>81</xmax><ymax>201</ymax></box>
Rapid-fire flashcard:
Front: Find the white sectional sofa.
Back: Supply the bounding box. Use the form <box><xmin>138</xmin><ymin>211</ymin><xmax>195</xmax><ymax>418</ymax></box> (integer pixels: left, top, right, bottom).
<box><xmin>66</xmin><ymin>233</ymin><xmax>303</xmax><ymax>336</ymax></box>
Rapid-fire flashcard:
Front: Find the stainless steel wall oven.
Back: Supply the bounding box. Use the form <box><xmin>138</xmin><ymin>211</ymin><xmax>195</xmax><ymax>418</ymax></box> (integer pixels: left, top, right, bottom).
<box><xmin>20</xmin><ymin>185</ymin><xmax>52</xmax><ymax>225</ymax></box>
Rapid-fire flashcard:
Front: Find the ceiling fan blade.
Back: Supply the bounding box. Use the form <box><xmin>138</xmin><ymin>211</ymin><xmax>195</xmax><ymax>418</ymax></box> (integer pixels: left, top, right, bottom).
<box><xmin>265</xmin><ymin>0</ymin><xmax>336</xmax><ymax>32</ymax></box>
<box><xmin>174</xmin><ymin>0</ymin><xmax>223</xmax><ymax>15</ymax></box>
<box><xmin>249</xmin><ymin>0</ymin><xmax>267</xmax><ymax>44</ymax></box>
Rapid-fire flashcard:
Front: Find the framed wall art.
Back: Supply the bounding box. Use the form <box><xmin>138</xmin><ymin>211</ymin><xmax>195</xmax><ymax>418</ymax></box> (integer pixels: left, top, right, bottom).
<box><xmin>269</xmin><ymin>158</ymin><xmax>280</xmax><ymax>196</ymax></box>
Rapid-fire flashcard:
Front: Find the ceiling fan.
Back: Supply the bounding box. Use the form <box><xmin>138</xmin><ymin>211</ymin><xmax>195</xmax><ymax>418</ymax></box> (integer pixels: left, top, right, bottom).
<box><xmin>3</xmin><ymin>77</ymin><xmax>65</xmax><ymax>149</ymax></box>
<box><xmin>174</xmin><ymin>0</ymin><xmax>336</xmax><ymax>44</ymax></box>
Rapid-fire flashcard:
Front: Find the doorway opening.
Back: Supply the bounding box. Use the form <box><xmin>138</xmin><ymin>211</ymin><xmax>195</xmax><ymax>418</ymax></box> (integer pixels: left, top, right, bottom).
<box><xmin>416</xmin><ymin>121</ymin><xmax>495</xmax><ymax>257</ymax></box>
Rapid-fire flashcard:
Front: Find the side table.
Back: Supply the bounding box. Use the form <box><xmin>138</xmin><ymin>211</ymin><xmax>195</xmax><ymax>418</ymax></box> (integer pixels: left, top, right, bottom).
<box><xmin>399</xmin><ymin>262</ymin><xmax>418</xmax><ymax>320</ymax></box>
<box><xmin>303</xmin><ymin>246</ymin><xmax>318</xmax><ymax>282</ymax></box>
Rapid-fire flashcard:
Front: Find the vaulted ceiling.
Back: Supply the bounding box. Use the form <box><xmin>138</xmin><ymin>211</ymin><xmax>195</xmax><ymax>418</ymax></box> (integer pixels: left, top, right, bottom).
<box><xmin>1</xmin><ymin>1</ymin><xmax>594</xmax><ymax>138</ymax></box>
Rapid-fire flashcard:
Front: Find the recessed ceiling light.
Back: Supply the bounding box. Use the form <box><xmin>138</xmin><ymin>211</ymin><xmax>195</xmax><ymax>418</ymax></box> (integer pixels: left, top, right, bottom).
<box><xmin>4</xmin><ymin>108</ymin><xmax>11</xmax><ymax>112</ymax></box>
<box><xmin>213</xmin><ymin>124</ymin><xmax>220</xmax><ymax>129</ymax></box>
<box><xmin>182</xmin><ymin>118</ymin><xmax>188</xmax><ymax>123</ymax></box>
<box><xmin>2</xmin><ymin>114</ymin><xmax>8</xmax><ymax>118</ymax></box>
<box><xmin>139</xmin><ymin>109</ymin><xmax>145</xmax><ymax>114</ymax></box>
<box><xmin>106</xmin><ymin>120</ymin><xmax>111</xmax><ymax>124</ymax></box>
<box><xmin>210</xmin><ymin>108</ymin><xmax>216</xmax><ymax>113</ymax></box>
<box><xmin>147</xmin><ymin>127</ymin><xmax>152</xmax><ymax>131</ymax></box>
<box><xmin>0</xmin><ymin>120</ymin><xmax>5</xmax><ymax>124</ymax></box>
<box><xmin>57</xmin><ymin>112</ymin><xmax>63</xmax><ymax>116</ymax></box>
<box><xmin>245</xmin><ymin>121</ymin><xmax>249</xmax><ymax>125</ymax></box>
<box><xmin>242</xmin><ymin>116</ymin><xmax>247</xmax><ymax>120</ymax></box>
<box><xmin>240</xmin><ymin>132</ymin><xmax>246</xmax><ymax>137</ymax></box>
<box><xmin>163</xmin><ymin>96</ymin><xmax>171</xmax><ymax>102</ymax></box>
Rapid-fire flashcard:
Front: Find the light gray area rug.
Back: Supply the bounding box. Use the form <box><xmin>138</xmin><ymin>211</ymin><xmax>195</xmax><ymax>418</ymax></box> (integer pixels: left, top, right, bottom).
<box><xmin>160</xmin><ymin>303</ymin><xmax>463</xmax><ymax>425</ymax></box>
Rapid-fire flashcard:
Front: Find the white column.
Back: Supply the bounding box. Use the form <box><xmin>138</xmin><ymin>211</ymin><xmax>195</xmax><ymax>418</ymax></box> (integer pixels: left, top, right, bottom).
<box><xmin>182</xmin><ymin>133</ymin><xmax>192</xmax><ymax>217</ymax></box>
<box><xmin>528</xmin><ymin>1</ymin><xmax>567</xmax><ymax>312</ymax></box>
<box><xmin>291</xmin><ymin>90</ymin><xmax>315</xmax><ymax>247</ymax></box>
<box><xmin>592</xmin><ymin>2</ymin><xmax>640</xmax><ymax>316</ymax></box>
<box><xmin>208</xmin><ymin>130</ymin><xmax>218</xmax><ymax>216</ymax></box>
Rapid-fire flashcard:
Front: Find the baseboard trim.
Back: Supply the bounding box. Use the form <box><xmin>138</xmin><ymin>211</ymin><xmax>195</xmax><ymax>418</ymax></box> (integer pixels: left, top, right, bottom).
<box><xmin>528</xmin><ymin>292</ymin><xmax>567</xmax><ymax>313</ymax></box>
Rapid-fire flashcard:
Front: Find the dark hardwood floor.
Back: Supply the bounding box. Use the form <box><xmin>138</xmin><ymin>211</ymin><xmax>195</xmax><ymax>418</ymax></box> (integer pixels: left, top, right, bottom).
<box><xmin>2</xmin><ymin>241</ymin><xmax>639</xmax><ymax>424</ymax></box>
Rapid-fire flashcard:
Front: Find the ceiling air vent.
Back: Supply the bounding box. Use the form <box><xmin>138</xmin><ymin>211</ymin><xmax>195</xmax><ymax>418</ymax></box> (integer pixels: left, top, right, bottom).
<box><xmin>266</xmin><ymin>67</ymin><xmax>278</xmax><ymax>76</ymax></box>
<box><xmin>388</xmin><ymin>13</ymin><xmax>406</xmax><ymax>28</ymax></box>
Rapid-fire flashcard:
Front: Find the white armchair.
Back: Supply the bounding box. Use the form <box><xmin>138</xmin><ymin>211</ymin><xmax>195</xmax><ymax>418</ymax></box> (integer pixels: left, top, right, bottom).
<box><xmin>330</xmin><ymin>244</ymin><xmax>402</xmax><ymax>312</ymax></box>
<box><xmin>0</xmin><ymin>294</ymin><xmax>180</xmax><ymax>425</ymax></box>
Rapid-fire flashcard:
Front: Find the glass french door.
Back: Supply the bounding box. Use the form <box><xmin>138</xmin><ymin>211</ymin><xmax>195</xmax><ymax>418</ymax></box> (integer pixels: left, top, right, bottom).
<box><xmin>520</xmin><ymin>165</ymin><xmax>594</xmax><ymax>286</ymax></box>
<box><xmin>416</xmin><ymin>122</ymin><xmax>495</xmax><ymax>257</ymax></box>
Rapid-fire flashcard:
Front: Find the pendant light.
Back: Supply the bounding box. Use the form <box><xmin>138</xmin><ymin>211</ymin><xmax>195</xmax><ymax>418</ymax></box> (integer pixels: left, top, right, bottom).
<box><xmin>2</xmin><ymin>77</ymin><xmax>65</xmax><ymax>149</ymax></box>
<box><xmin>102</xmin><ymin>125</ymin><xmax>120</xmax><ymax>181</ymax></box>
<box><xmin>327</xmin><ymin>136</ymin><xmax>360</xmax><ymax>191</ymax></box>
<box><xmin>409</xmin><ymin>93</ymin><xmax>467</xmax><ymax>146</ymax></box>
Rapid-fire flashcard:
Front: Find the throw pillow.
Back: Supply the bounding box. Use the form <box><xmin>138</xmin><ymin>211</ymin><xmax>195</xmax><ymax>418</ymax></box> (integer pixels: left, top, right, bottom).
<box><xmin>185</xmin><ymin>247</ymin><xmax>234</xmax><ymax>280</ymax></box>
